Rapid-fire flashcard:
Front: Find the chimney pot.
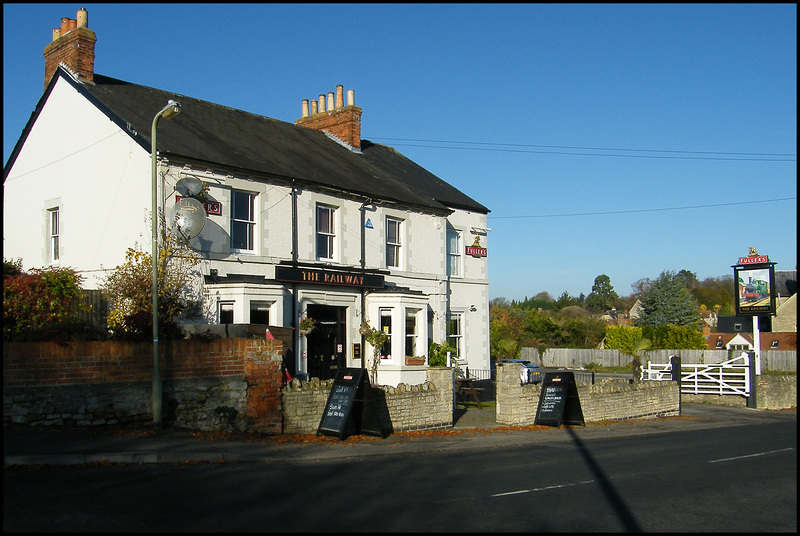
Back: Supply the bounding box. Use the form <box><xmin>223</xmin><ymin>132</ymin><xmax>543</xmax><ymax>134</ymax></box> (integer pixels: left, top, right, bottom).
<box><xmin>318</xmin><ymin>94</ymin><xmax>326</xmax><ymax>113</ymax></box>
<box><xmin>77</xmin><ymin>8</ymin><xmax>88</xmax><ymax>28</ymax></box>
<box><xmin>301</xmin><ymin>99</ymin><xmax>309</xmax><ymax>118</ymax></box>
<box><xmin>61</xmin><ymin>18</ymin><xmax>70</xmax><ymax>34</ymax></box>
<box><xmin>327</xmin><ymin>92</ymin><xmax>334</xmax><ymax>112</ymax></box>
<box><xmin>336</xmin><ymin>85</ymin><xmax>344</xmax><ymax>109</ymax></box>
<box><xmin>347</xmin><ymin>90</ymin><xmax>355</xmax><ymax>107</ymax></box>
<box><xmin>68</xmin><ymin>19</ymin><xmax>77</xmax><ymax>32</ymax></box>
<box><xmin>52</xmin><ymin>28</ymin><xmax>61</xmax><ymax>42</ymax></box>
<box><xmin>311</xmin><ymin>100</ymin><xmax>318</xmax><ymax>115</ymax></box>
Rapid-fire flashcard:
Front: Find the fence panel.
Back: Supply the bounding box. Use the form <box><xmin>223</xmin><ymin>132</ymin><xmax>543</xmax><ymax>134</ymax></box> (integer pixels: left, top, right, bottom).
<box><xmin>762</xmin><ymin>351</ymin><xmax>796</xmax><ymax>372</ymax></box>
<box><xmin>523</xmin><ymin>347</ymin><xmax>796</xmax><ymax>373</ymax></box>
<box><xmin>71</xmin><ymin>289</ymin><xmax>108</xmax><ymax>325</ymax></box>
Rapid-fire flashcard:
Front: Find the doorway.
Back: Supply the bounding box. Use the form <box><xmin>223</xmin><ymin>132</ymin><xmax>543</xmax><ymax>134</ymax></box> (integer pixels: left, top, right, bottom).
<box><xmin>306</xmin><ymin>305</ymin><xmax>346</xmax><ymax>381</ymax></box>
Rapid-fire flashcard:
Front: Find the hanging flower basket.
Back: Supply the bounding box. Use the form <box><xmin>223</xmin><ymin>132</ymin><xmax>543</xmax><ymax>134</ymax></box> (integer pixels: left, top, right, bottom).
<box><xmin>299</xmin><ymin>317</ymin><xmax>315</xmax><ymax>335</ymax></box>
<box><xmin>359</xmin><ymin>322</ymin><xmax>372</xmax><ymax>337</ymax></box>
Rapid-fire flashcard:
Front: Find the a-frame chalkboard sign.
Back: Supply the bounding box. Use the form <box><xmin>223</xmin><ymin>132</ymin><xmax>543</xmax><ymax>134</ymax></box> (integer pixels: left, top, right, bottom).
<box><xmin>534</xmin><ymin>372</ymin><xmax>585</xmax><ymax>428</ymax></box>
<box><xmin>317</xmin><ymin>367</ymin><xmax>385</xmax><ymax>440</ymax></box>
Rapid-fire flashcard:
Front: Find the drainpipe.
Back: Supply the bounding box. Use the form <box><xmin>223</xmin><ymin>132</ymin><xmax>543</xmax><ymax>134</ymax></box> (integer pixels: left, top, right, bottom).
<box><xmin>291</xmin><ymin>180</ymin><xmax>299</xmax><ymax>374</ymax></box>
<box><xmin>359</xmin><ymin>198</ymin><xmax>372</xmax><ymax>371</ymax></box>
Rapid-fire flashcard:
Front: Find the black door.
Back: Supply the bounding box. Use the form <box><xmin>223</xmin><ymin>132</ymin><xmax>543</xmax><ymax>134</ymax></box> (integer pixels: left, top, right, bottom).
<box><xmin>306</xmin><ymin>305</ymin><xmax>346</xmax><ymax>380</ymax></box>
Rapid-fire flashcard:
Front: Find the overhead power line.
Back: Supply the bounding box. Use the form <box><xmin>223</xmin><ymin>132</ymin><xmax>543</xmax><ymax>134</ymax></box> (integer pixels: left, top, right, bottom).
<box><xmin>489</xmin><ymin>197</ymin><xmax>797</xmax><ymax>220</ymax></box>
<box><xmin>371</xmin><ymin>137</ymin><xmax>797</xmax><ymax>162</ymax></box>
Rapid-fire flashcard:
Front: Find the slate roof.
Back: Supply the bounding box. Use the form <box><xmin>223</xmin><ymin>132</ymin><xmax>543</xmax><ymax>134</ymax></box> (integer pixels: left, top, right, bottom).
<box><xmin>15</xmin><ymin>68</ymin><xmax>488</xmax><ymax>215</ymax></box>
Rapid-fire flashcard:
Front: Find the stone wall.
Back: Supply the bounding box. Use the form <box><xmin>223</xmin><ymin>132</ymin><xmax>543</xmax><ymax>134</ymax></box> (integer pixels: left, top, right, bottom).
<box><xmin>683</xmin><ymin>374</ymin><xmax>797</xmax><ymax>410</ymax></box>
<box><xmin>3</xmin><ymin>339</ymin><xmax>283</xmax><ymax>433</ymax></box>
<box><xmin>496</xmin><ymin>364</ymin><xmax>680</xmax><ymax>426</ymax></box>
<box><xmin>282</xmin><ymin>367</ymin><xmax>453</xmax><ymax>434</ymax></box>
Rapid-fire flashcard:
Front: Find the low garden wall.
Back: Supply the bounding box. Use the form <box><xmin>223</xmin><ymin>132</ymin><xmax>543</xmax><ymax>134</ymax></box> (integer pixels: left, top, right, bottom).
<box><xmin>682</xmin><ymin>374</ymin><xmax>797</xmax><ymax>410</ymax></box>
<box><xmin>2</xmin><ymin>339</ymin><xmax>283</xmax><ymax>433</ymax></box>
<box><xmin>282</xmin><ymin>368</ymin><xmax>453</xmax><ymax>434</ymax></box>
<box><xmin>496</xmin><ymin>363</ymin><xmax>680</xmax><ymax>426</ymax></box>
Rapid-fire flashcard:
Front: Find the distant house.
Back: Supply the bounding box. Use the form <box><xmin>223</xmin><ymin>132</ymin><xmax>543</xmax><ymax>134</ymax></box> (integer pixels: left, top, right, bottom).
<box><xmin>2</xmin><ymin>8</ymin><xmax>492</xmax><ymax>387</ymax></box>
<box><xmin>706</xmin><ymin>332</ymin><xmax>796</xmax><ymax>352</ymax></box>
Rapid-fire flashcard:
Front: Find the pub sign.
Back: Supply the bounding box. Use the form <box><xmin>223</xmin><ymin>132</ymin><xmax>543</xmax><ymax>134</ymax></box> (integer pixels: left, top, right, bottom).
<box><xmin>732</xmin><ymin>248</ymin><xmax>776</xmax><ymax>316</ymax></box>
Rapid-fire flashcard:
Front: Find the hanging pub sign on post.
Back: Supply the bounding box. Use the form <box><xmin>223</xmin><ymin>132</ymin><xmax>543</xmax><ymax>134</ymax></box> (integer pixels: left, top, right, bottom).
<box><xmin>534</xmin><ymin>372</ymin><xmax>585</xmax><ymax>428</ymax></box>
<box><xmin>732</xmin><ymin>249</ymin><xmax>777</xmax><ymax>316</ymax></box>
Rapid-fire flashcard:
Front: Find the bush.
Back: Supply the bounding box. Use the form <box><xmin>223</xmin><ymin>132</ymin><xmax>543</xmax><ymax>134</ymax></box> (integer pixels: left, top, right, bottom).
<box><xmin>3</xmin><ymin>262</ymin><xmax>88</xmax><ymax>341</ymax></box>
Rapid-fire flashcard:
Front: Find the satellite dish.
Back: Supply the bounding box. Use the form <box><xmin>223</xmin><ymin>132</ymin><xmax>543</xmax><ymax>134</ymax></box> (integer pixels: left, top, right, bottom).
<box><xmin>176</xmin><ymin>176</ymin><xmax>204</xmax><ymax>197</ymax></box>
<box><xmin>169</xmin><ymin>197</ymin><xmax>206</xmax><ymax>241</ymax></box>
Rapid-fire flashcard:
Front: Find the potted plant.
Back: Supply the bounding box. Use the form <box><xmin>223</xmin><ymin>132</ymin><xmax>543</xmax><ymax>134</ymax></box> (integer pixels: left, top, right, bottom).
<box><xmin>405</xmin><ymin>355</ymin><xmax>426</xmax><ymax>366</ymax></box>
<box><xmin>299</xmin><ymin>317</ymin><xmax>316</xmax><ymax>335</ymax></box>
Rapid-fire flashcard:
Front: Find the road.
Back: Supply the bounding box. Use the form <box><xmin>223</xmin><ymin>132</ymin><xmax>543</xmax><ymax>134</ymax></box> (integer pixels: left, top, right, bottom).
<box><xmin>4</xmin><ymin>411</ymin><xmax>796</xmax><ymax>532</ymax></box>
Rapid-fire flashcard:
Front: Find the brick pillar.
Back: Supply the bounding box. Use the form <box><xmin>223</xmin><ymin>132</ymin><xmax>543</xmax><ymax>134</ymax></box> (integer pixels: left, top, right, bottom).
<box><xmin>244</xmin><ymin>339</ymin><xmax>284</xmax><ymax>434</ymax></box>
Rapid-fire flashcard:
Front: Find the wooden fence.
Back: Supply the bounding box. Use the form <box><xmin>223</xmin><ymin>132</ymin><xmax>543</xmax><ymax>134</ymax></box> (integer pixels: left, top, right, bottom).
<box><xmin>522</xmin><ymin>347</ymin><xmax>796</xmax><ymax>372</ymax></box>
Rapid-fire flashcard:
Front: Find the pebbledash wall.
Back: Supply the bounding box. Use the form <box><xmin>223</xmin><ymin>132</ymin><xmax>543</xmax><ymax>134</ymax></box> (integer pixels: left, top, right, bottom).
<box><xmin>496</xmin><ymin>364</ymin><xmax>681</xmax><ymax>426</ymax></box>
<box><xmin>3</xmin><ymin>339</ymin><xmax>284</xmax><ymax>433</ymax></box>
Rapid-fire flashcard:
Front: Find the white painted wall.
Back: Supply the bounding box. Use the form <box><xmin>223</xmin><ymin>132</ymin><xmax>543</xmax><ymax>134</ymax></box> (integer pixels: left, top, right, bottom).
<box><xmin>4</xmin><ymin>77</ymin><xmax>151</xmax><ymax>288</ymax></box>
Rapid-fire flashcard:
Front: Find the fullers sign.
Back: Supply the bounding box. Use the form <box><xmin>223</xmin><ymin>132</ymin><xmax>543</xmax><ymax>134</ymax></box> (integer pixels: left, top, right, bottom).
<box><xmin>275</xmin><ymin>266</ymin><xmax>384</xmax><ymax>289</ymax></box>
<box><xmin>466</xmin><ymin>236</ymin><xmax>487</xmax><ymax>257</ymax></box>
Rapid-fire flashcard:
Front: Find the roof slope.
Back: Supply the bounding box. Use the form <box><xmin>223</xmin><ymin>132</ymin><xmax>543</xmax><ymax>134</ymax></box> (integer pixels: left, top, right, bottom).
<box><xmin>74</xmin><ymin>72</ymin><xmax>488</xmax><ymax>215</ymax></box>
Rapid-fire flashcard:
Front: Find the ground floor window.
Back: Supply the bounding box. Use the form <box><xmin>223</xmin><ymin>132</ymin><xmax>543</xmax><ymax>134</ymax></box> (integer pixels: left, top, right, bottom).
<box><xmin>250</xmin><ymin>301</ymin><xmax>270</xmax><ymax>324</ymax></box>
<box><xmin>380</xmin><ymin>308</ymin><xmax>392</xmax><ymax>360</ymax></box>
<box><xmin>219</xmin><ymin>302</ymin><xmax>234</xmax><ymax>324</ymax></box>
<box><xmin>447</xmin><ymin>312</ymin><xmax>463</xmax><ymax>358</ymax></box>
<box><xmin>405</xmin><ymin>308</ymin><xmax>420</xmax><ymax>358</ymax></box>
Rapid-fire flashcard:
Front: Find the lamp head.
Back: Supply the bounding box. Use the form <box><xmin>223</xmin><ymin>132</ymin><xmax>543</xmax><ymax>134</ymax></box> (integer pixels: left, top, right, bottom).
<box><xmin>162</xmin><ymin>100</ymin><xmax>181</xmax><ymax>120</ymax></box>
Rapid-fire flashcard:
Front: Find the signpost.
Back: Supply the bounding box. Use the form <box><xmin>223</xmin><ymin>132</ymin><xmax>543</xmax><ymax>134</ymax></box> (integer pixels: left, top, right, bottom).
<box><xmin>317</xmin><ymin>367</ymin><xmax>385</xmax><ymax>439</ymax></box>
<box><xmin>534</xmin><ymin>372</ymin><xmax>585</xmax><ymax>428</ymax></box>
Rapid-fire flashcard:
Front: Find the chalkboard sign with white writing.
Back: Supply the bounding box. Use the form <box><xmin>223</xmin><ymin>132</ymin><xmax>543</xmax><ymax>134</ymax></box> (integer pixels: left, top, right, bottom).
<box><xmin>534</xmin><ymin>372</ymin><xmax>584</xmax><ymax>428</ymax></box>
<box><xmin>317</xmin><ymin>368</ymin><xmax>365</xmax><ymax>439</ymax></box>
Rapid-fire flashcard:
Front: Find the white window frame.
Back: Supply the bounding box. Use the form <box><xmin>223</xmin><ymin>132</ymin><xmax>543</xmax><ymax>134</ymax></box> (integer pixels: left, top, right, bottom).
<box><xmin>316</xmin><ymin>204</ymin><xmax>336</xmax><ymax>261</ymax></box>
<box><xmin>379</xmin><ymin>308</ymin><xmax>393</xmax><ymax>361</ymax></box>
<box><xmin>405</xmin><ymin>308</ymin><xmax>420</xmax><ymax>358</ymax></box>
<box><xmin>446</xmin><ymin>227</ymin><xmax>462</xmax><ymax>277</ymax></box>
<box><xmin>386</xmin><ymin>217</ymin><xmax>402</xmax><ymax>269</ymax></box>
<box><xmin>231</xmin><ymin>190</ymin><xmax>256</xmax><ymax>253</ymax></box>
<box><xmin>447</xmin><ymin>312</ymin><xmax>463</xmax><ymax>359</ymax></box>
<box><xmin>48</xmin><ymin>207</ymin><xmax>60</xmax><ymax>263</ymax></box>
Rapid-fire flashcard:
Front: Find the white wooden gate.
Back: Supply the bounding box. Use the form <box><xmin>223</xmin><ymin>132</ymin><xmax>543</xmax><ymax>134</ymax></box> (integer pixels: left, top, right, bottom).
<box><xmin>642</xmin><ymin>352</ymin><xmax>751</xmax><ymax>397</ymax></box>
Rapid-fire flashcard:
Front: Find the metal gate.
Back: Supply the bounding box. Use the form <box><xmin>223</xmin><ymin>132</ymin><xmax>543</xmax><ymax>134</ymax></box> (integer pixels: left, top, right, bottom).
<box><xmin>642</xmin><ymin>352</ymin><xmax>751</xmax><ymax>397</ymax></box>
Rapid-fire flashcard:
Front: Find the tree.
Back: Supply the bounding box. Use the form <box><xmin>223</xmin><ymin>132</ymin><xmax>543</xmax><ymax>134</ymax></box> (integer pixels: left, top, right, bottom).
<box><xmin>586</xmin><ymin>274</ymin><xmax>618</xmax><ymax>313</ymax></box>
<box><xmin>360</xmin><ymin>321</ymin><xmax>389</xmax><ymax>384</ymax></box>
<box><xmin>101</xmin><ymin>237</ymin><xmax>202</xmax><ymax>340</ymax></box>
<box><xmin>634</xmin><ymin>270</ymin><xmax>700</xmax><ymax>329</ymax></box>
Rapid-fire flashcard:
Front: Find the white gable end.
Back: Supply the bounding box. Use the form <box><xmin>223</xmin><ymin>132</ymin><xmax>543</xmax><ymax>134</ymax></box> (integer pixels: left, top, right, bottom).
<box><xmin>3</xmin><ymin>77</ymin><xmax>152</xmax><ymax>288</ymax></box>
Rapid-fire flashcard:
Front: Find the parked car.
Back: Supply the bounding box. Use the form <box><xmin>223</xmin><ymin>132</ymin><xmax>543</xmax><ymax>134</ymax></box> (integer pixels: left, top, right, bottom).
<box><xmin>501</xmin><ymin>359</ymin><xmax>543</xmax><ymax>384</ymax></box>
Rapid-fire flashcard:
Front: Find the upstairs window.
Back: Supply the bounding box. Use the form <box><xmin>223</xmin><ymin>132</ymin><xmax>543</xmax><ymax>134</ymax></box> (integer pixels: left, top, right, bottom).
<box><xmin>231</xmin><ymin>190</ymin><xmax>255</xmax><ymax>252</ymax></box>
<box><xmin>48</xmin><ymin>207</ymin><xmax>60</xmax><ymax>263</ymax></box>
<box><xmin>386</xmin><ymin>217</ymin><xmax>402</xmax><ymax>268</ymax></box>
<box><xmin>446</xmin><ymin>228</ymin><xmax>461</xmax><ymax>277</ymax></box>
<box><xmin>316</xmin><ymin>204</ymin><xmax>336</xmax><ymax>260</ymax></box>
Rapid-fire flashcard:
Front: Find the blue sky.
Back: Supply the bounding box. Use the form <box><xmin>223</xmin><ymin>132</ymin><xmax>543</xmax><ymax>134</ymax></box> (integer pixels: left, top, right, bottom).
<box><xmin>4</xmin><ymin>4</ymin><xmax>796</xmax><ymax>301</ymax></box>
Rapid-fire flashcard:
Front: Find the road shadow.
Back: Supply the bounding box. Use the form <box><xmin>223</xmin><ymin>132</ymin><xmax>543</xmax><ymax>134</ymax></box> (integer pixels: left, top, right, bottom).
<box><xmin>566</xmin><ymin>426</ymin><xmax>643</xmax><ymax>532</ymax></box>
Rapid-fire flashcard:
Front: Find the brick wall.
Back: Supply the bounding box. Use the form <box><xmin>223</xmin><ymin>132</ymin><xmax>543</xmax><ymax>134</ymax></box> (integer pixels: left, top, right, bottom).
<box><xmin>3</xmin><ymin>339</ymin><xmax>283</xmax><ymax>433</ymax></box>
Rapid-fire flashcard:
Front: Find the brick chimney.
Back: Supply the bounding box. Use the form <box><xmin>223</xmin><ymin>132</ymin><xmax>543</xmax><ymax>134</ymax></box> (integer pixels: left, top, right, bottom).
<box><xmin>295</xmin><ymin>85</ymin><xmax>362</xmax><ymax>149</ymax></box>
<box><xmin>43</xmin><ymin>8</ymin><xmax>96</xmax><ymax>89</ymax></box>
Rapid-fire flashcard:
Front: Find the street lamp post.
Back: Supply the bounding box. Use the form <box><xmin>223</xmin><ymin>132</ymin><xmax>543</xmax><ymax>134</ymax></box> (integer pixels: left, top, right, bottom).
<box><xmin>151</xmin><ymin>99</ymin><xmax>181</xmax><ymax>426</ymax></box>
